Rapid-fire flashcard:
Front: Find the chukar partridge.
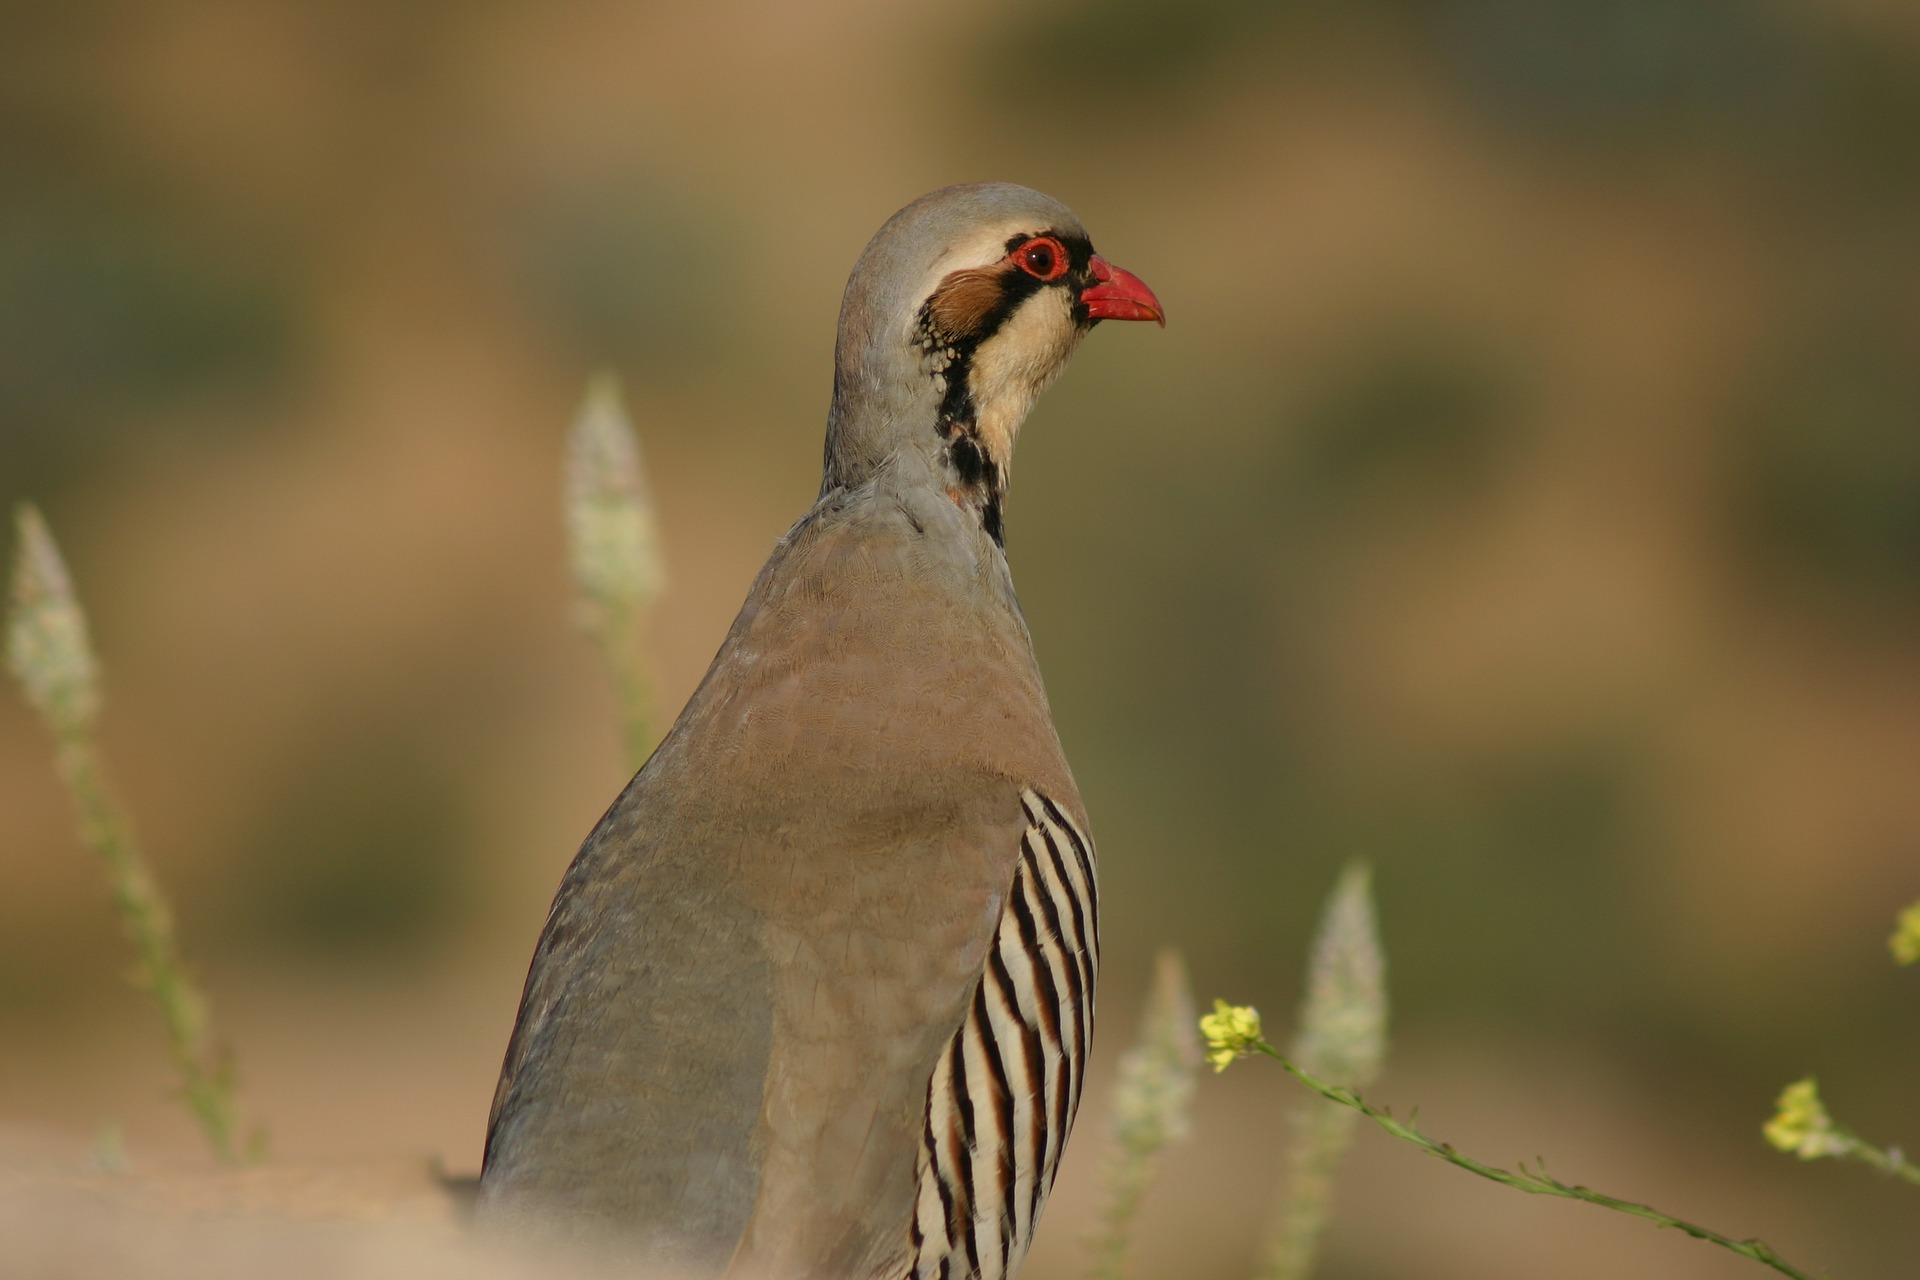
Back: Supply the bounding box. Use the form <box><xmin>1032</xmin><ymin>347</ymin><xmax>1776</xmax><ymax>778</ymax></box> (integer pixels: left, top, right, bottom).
<box><xmin>480</xmin><ymin>183</ymin><xmax>1164</xmax><ymax>1280</ymax></box>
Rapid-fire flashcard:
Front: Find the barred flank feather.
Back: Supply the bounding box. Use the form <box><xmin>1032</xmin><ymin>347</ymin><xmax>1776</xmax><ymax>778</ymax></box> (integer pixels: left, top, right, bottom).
<box><xmin>910</xmin><ymin>791</ymin><xmax>1099</xmax><ymax>1280</ymax></box>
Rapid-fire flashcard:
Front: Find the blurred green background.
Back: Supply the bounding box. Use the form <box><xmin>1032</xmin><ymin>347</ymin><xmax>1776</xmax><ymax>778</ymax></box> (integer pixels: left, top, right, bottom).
<box><xmin>2</xmin><ymin>1</ymin><xmax>1917</xmax><ymax>1276</ymax></box>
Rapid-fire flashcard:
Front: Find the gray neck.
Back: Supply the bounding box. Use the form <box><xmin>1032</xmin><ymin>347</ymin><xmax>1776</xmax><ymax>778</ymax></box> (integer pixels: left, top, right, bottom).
<box><xmin>821</xmin><ymin>342</ymin><xmax>1017</xmax><ymax>548</ymax></box>
<box><xmin>818</xmin><ymin>339</ymin><xmax>946</xmax><ymax>497</ymax></box>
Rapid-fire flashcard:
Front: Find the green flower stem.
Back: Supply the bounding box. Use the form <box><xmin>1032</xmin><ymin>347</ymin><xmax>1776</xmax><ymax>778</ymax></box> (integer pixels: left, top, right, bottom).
<box><xmin>1764</xmin><ymin>1077</ymin><xmax>1920</xmax><ymax>1188</ymax></box>
<box><xmin>1838</xmin><ymin>1138</ymin><xmax>1920</xmax><ymax>1187</ymax></box>
<box><xmin>590</xmin><ymin>597</ymin><xmax>654</xmax><ymax>776</ymax></box>
<box><xmin>8</xmin><ymin>505</ymin><xmax>243</xmax><ymax>1162</ymax></box>
<box><xmin>55</xmin><ymin>732</ymin><xmax>239</xmax><ymax>1160</ymax></box>
<box><xmin>1244</xmin><ymin>1038</ymin><xmax>1818</xmax><ymax>1280</ymax></box>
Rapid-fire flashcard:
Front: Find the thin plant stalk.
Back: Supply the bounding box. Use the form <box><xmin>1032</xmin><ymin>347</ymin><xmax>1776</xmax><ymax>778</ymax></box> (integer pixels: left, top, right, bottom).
<box><xmin>1201</xmin><ymin>1006</ymin><xmax>1817</xmax><ymax>1280</ymax></box>
<box><xmin>564</xmin><ymin>372</ymin><xmax>666</xmax><ymax>774</ymax></box>
<box><xmin>1820</xmin><ymin>1133</ymin><xmax>1920</xmax><ymax>1187</ymax></box>
<box><xmin>6</xmin><ymin>505</ymin><xmax>243</xmax><ymax>1162</ymax></box>
<box><xmin>1262</xmin><ymin>862</ymin><xmax>1387</xmax><ymax>1280</ymax></box>
<box><xmin>1084</xmin><ymin>949</ymin><xmax>1202</xmax><ymax>1280</ymax></box>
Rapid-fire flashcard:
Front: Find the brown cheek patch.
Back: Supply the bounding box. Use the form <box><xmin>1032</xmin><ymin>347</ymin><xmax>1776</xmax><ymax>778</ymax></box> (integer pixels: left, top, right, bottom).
<box><xmin>925</xmin><ymin>267</ymin><xmax>1009</xmax><ymax>344</ymax></box>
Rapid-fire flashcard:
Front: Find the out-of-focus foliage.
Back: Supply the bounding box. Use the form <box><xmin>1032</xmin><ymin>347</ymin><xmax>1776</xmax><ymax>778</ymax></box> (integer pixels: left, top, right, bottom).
<box><xmin>564</xmin><ymin>374</ymin><xmax>665</xmax><ymax>772</ymax></box>
<box><xmin>1216</xmin><ymin>1019</ymin><xmax>1821</xmax><ymax>1280</ymax></box>
<box><xmin>511</xmin><ymin>183</ymin><xmax>731</xmax><ymax>380</ymax></box>
<box><xmin>1085</xmin><ymin>949</ymin><xmax>1201</xmax><ymax>1280</ymax></box>
<box><xmin>1263</xmin><ymin>863</ymin><xmax>1387</xmax><ymax>1280</ymax></box>
<box><xmin>0</xmin><ymin>195</ymin><xmax>294</xmax><ymax>504</ymax></box>
<box><xmin>1740</xmin><ymin>328</ymin><xmax>1920</xmax><ymax>599</ymax></box>
<box><xmin>2</xmin><ymin>1</ymin><xmax>1917</xmax><ymax>1276</ymax></box>
<box><xmin>7</xmin><ymin>506</ymin><xmax>247</xmax><ymax>1160</ymax></box>
<box><xmin>1893</xmin><ymin>900</ymin><xmax>1920</xmax><ymax>966</ymax></box>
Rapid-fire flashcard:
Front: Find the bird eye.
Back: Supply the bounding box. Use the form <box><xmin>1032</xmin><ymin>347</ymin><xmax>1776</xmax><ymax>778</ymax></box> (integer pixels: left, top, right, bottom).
<box><xmin>1015</xmin><ymin>237</ymin><xmax>1068</xmax><ymax>282</ymax></box>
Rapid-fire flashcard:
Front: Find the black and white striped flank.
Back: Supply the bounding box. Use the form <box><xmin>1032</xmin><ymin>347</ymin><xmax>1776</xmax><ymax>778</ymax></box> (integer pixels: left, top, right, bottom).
<box><xmin>907</xmin><ymin>789</ymin><xmax>1099</xmax><ymax>1280</ymax></box>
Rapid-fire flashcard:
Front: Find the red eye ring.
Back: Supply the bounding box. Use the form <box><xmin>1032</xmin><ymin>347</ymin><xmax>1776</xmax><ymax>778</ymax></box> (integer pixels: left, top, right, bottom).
<box><xmin>1013</xmin><ymin>236</ymin><xmax>1069</xmax><ymax>282</ymax></box>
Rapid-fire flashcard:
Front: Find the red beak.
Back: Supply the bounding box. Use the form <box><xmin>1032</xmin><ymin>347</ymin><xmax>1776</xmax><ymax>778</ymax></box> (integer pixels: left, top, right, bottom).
<box><xmin>1081</xmin><ymin>256</ymin><xmax>1165</xmax><ymax>326</ymax></box>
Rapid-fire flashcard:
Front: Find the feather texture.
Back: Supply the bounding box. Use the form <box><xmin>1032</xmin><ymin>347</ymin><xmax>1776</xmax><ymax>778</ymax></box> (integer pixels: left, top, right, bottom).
<box><xmin>911</xmin><ymin>792</ymin><xmax>1099</xmax><ymax>1280</ymax></box>
<box><xmin>479</xmin><ymin>184</ymin><xmax>1137</xmax><ymax>1280</ymax></box>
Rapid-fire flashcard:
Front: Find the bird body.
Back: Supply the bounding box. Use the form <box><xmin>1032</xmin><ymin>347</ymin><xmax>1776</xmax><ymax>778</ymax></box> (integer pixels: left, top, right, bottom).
<box><xmin>480</xmin><ymin>184</ymin><xmax>1162</xmax><ymax>1280</ymax></box>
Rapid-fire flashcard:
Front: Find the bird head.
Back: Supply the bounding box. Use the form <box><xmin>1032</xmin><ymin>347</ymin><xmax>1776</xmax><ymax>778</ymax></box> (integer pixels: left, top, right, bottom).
<box><xmin>823</xmin><ymin>184</ymin><xmax>1163</xmax><ymax>544</ymax></box>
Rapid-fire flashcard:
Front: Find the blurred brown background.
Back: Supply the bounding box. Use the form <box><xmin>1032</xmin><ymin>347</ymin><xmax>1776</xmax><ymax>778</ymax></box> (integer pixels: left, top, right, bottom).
<box><xmin>3</xmin><ymin>1</ymin><xmax>1918</xmax><ymax>1276</ymax></box>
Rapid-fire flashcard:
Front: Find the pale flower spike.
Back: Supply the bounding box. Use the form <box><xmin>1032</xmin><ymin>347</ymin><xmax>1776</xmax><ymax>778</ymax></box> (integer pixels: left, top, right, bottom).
<box><xmin>566</xmin><ymin>372</ymin><xmax>665</xmax><ymax>619</ymax></box>
<box><xmin>7</xmin><ymin>505</ymin><xmax>100</xmax><ymax>732</ymax></box>
<box><xmin>564</xmin><ymin>372</ymin><xmax>667</xmax><ymax>773</ymax></box>
<box><xmin>1289</xmin><ymin>861</ymin><xmax>1387</xmax><ymax>1091</ymax></box>
<box><xmin>6</xmin><ymin>504</ymin><xmax>246</xmax><ymax>1162</ymax></box>
<box><xmin>1084</xmin><ymin>950</ymin><xmax>1202</xmax><ymax>1280</ymax></box>
<box><xmin>1264</xmin><ymin>860</ymin><xmax>1388</xmax><ymax>1280</ymax></box>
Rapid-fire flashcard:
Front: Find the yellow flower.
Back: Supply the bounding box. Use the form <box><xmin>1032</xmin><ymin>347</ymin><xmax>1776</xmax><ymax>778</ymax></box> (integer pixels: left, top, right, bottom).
<box><xmin>1199</xmin><ymin>1000</ymin><xmax>1264</xmax><ymax>1073</ymax></box>
<box><xmin>1890</xmin><ymin>899</ymin><xmax>1920</xmax><ymax>966</ymax></box>
<box><xmin>1763</xmin><ymin>1078</ymin><xmax>1846</xmax><ymax>1160</ymax></box>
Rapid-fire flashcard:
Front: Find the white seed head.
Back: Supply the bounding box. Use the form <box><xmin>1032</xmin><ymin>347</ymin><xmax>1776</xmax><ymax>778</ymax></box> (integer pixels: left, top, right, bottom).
<box><xmin>565</xmin><ymin>372</ymin><xmax>665</xmax><ymax>623</ymax></box>
<box><xmin>1291</xmin><ymin>861</ymin><xmax>1388</xmax><ymax>1088</ymax></box>
<box><xmin>7</xmin><ymin>505</ymin><xmax>101</xmax><ymax>732</ymax></box>
<box><xmin>1112</xmin><ymin>949</ymin><xmax>1202</xmax><ymax>1148</ymax></box>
